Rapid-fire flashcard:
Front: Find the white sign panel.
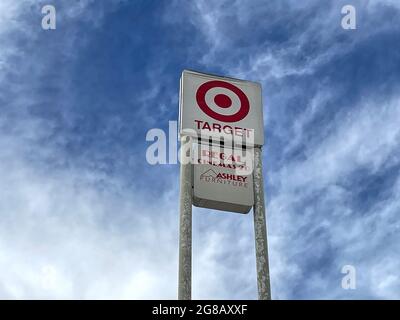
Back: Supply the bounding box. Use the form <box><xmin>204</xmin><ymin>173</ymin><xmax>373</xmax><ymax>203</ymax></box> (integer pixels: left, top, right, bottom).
<box><xmin>192</xmin><ymin>143</ymin><xmax>254</xmax><ymax>214</ymax></box>
<box><xmin>179</xmin><ymin>70</ymin><xmax>264</xmax><ymax>146</ymax></box>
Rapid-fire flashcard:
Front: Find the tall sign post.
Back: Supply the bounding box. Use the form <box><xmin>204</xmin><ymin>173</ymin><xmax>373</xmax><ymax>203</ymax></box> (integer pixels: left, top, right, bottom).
<box><xmin>178</xmin><ymin>135</ymin><xmax>192</xmax><ymax>300</ymax></box>
<box><xmin>253</xmin><ymin>147</ymin><xmax>271</xmax><ymax>299</ymax></box>
<box><xmin>178</xmin><ymin>70</ymin><xmax>271</xmax><ymax>300</ymax></box>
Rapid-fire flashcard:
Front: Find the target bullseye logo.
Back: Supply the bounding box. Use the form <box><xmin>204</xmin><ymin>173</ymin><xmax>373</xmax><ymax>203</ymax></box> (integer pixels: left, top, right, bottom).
<box><xmin>196</xmin><ymin>80</ymin><xmax>250</xmax><ymax>122</ymax></box>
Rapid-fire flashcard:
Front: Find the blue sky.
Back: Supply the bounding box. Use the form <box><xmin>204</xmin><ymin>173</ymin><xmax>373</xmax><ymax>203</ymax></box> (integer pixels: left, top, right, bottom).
<box><xmin>0</xmin><ymin>0</ymin><xmax>399</xmax><ymax>299</ymax></box>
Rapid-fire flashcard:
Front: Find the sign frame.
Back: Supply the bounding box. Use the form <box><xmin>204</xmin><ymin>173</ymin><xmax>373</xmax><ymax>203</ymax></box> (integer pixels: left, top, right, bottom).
<box><xmin>179</xmin><ymin>69</ymin><xmax>265</xmax><ymax>147</ymax></box>
<box><xmin>191</xmin><ymin>142</ymin><xmax>254</xmax><ymax>214</ymax></box>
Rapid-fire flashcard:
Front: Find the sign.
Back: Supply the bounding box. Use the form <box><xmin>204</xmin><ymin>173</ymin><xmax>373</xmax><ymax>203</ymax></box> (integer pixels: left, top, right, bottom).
<box><xmin>192</xmin><ymin>143</ymin><xmax>254</xmax><ymax>214</ymax></box>
<box><xmin>177</xmin><ymin>70</ymin><xmax>270</xmax><ymax>300</ymax></box>
<box><xmin>179</xmin><ymin>70</ymin><xmax>264</xmax><ymax>146</ymax></box>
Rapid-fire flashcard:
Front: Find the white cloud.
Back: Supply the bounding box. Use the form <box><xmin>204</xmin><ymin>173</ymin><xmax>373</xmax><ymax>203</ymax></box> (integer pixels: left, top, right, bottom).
<box><xmin>178</xmin><ymin>0</ymin><xmax>400</xmax><ymax>298</ymax></box>
<box><xmin>1</xmin><ymin>0</ymin><xmax>400</xmax><ymax>300</ymax></box>
<box><xmin>0</xmin><ymin>0</ymin><xmax>181</xmax><ymax>299</ymax></box>
<box><xmin>0</xmin><ymin>123</ymin><xmax>181</xmax><ymax>299</ymax></box>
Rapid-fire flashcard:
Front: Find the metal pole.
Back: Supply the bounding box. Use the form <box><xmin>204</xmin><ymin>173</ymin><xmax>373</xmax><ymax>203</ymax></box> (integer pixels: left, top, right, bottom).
<box><xmin>178</xmin><ymin>136</ymin><xmax>192</xmax><ymax>300</ymax></box>
<box><xmin>253</xmin><ymin>146</ymin><xmax>271</xmax><ymax>300</ymax></box>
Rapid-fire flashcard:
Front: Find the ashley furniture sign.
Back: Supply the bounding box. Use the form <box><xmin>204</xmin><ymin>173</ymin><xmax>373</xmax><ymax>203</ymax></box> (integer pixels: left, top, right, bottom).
<box><xmin>192</xmin><ymin>142</ymin><xmax>254</xmax><ymax>214</ymax></box>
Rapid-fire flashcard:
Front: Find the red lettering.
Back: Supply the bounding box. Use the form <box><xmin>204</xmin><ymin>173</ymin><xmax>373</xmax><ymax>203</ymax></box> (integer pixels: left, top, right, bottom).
<box><xmin>193</xmin><ymin>120</ymin><xmax>254</xmax><ymax>140</ymax></box>
<box><xmin>195</xmin><ymin>120</ymin><xmax>202</xmax><ymax>129</ymax></box>
<box><xmin>223</xmin><ymin>125</ymin><xmax>233</xmax><ymax>134</ymax></box>
<box><xmin>214</xmin><ymin>173</ymin><xmax>248</xmax><ymax>182</ymax></box>
<box><xmin>202</xmin><ymin>122</ymin><xmax>211</xmax><ymax>130</ymax></box>
<box><xmin>235</xmin><ymin>127</ymin><xmax>243</xmax><ymax>137</ymax></box>
<box><xmin>212</xmin><ymin>123</ymin><xmax>222</xmax><ymax>132</ymax></box>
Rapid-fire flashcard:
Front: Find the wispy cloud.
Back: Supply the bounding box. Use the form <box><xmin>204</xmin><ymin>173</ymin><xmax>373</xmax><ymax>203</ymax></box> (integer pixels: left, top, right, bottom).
<box><xmin>173</xmin><ymin>0</ymin><xmax>400</xmax><ymax>299</ymax></box>
<box><xmin>1</xmin><ymin>0</ymin><xmax>399</xmax><ymax>299</ymax></box>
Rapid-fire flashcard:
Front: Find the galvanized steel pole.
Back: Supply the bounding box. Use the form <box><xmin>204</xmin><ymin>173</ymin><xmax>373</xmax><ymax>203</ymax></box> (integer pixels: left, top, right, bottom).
<box><xmin>178</xmin><ymin>136</ymin><xmax>192</xmax><ymax>300</ymax></box>
<box><xmin>253</xmin><ymin>147</ymin><xmax>271</xmax><ymax>300</ymax></box>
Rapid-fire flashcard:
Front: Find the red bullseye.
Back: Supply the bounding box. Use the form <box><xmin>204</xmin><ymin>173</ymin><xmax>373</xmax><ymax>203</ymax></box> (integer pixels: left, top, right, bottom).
<box><xmin>196</xmin><ymin>80</ymin><xmax>250</xmax><ymax>122</ymax></box>
<box><xmin>214</xmin><ymin>94</ymin><xmax>232</xmax><ymax>108</ymax></box>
